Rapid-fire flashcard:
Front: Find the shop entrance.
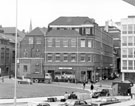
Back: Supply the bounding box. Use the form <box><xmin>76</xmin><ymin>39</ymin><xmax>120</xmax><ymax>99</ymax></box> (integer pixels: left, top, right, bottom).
<box><xmin>48</xmin><ymin>70</ymin><xmax>54</xmax><ymax>80</ymax></box>
<box><xmin>87</xmin><ymin>71</ymin><xmax>92</xmax><ymax>82</ymax></box>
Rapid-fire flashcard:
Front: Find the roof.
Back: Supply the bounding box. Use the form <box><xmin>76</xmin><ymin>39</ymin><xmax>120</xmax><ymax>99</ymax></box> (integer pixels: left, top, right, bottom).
<box><xmin>1</xmin><ymin>27</ymin><xmax>25</xmax><ymax>38</ymax></box>
<box><xmin>27</xmin><ymin>27</ymin><xmax>47</xmax><ymax>36</ymax></box>
<box><xmin>49</xmin><ymin>16</ymin><xmax>95</xmax><ymax>26</ymax></box>
<box><xmin>46</xmin><ymin>29</ymin><xmax>81</xmax><ymax>37</ymax></box>
<box><xmin>123</xmin><ymin>0</ymin><xmax>135</xmax><ymax>6</ymax></box>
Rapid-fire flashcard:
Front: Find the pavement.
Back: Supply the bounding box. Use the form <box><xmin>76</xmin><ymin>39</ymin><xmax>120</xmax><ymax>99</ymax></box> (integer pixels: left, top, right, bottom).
<box><xmin>0</xmin><ymin>76</ymin><xmax>133</xmax><ymax>106</ymax></box>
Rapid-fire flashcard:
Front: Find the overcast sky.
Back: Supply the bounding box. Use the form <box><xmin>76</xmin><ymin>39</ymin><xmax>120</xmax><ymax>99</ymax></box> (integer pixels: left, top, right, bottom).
<box><xmin>0</xmin><ymin>0</ymin><xmax>135</xmax><ymax>31</ymax></box>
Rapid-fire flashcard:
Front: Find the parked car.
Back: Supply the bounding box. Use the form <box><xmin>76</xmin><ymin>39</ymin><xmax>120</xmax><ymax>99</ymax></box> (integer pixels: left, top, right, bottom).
<box><xmin>92</xmin><ymin>89</ymin><xmax>110</xmax><ymax>98</ymax></box>
<box><xmin>58</xmin><ymin>99</ymin><xmax>91</xmax><ymax>106</ymax></box>
<box><xmin>17</xmin><ymin>77</ymin><xmax>32</xmax><ymax>84</ymax></box>
<box><xmin>28</xmin><ymin>102</ymin><xmax>50</xmax><ymax>106</ymax></box>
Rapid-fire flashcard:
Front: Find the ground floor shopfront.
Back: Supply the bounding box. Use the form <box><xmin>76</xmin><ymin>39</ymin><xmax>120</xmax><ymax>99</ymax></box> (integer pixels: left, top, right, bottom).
<box><xmin>44</xmin><ymin>65</ymin><xmax>104</xmax><ymax>83</ymax></box>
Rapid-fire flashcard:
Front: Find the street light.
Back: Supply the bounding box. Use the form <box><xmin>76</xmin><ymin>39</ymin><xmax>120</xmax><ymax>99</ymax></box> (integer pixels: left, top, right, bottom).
<box><xmin>14</xmin><ymin>0</ymin><xmax>18</xmax><ymax>105</ymax></box>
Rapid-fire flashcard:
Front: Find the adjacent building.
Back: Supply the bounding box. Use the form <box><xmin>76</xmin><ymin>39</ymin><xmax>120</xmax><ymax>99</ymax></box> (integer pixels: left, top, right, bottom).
<box><xmin>0</xmin><ymin>26</ymin><xmax>25</xmax><ymax>76</ymax></box>
<box><xmin>121</xmin><ymin>16</ymin><xmax>135</xmax><ymax>82</ymax></box>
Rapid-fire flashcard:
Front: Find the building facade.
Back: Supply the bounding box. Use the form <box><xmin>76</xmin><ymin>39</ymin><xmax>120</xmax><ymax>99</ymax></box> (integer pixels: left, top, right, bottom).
<box><xmin>17</xmin><ymin>27</ymin><xmax>46</xmax><ymax>77</ymax></box>
<box><xmin>44</xmin><ymin>17</ymin><xmax>113</xmax><ymax>82</ymax></box>
<box><xmin>121</xmin><ymin>16</ymin><xmax>135</xmax><ymax>82</ymax></box>
<box><xmin>18</xmin><ymin>17</ymin><xmax>113</xmax><ymax>83</ymax></box>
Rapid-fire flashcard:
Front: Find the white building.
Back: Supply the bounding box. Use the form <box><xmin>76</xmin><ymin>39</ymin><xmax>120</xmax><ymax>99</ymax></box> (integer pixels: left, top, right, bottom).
<box><xmin>121</xmin><ymin>16</ymin><xmax>135</xmax><ymax>82</ymax></box>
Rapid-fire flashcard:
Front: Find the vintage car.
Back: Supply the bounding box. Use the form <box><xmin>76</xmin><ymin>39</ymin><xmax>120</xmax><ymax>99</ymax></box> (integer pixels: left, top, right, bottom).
<box><xmin>58</xmin><ymin>99</ymin><xmax>91</xmax><ymax>106</ymax></box>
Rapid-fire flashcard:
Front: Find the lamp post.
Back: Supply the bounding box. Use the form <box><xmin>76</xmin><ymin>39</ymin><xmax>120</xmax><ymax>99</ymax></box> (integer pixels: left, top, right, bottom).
<box><xmin>14</xmin><ymin>0</ymin><xmax>18</xmax><ymax>105</ymax></box>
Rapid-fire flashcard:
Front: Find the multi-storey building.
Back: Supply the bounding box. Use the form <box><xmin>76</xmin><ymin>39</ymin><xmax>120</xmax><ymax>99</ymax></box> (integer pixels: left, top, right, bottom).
<box><xmin>18</xmin><ymin>17</ymin><xmax>113</xmax><ymax>83</ymax></box>
<box><xmin>0</xmin><ymin>27</ymin><xmax>25</xmax><ymax>76</ymax></box>
<box><xmin>121</xmin><ymin>16</ymin><xmax>135</xmax><ymax>82</ymax></box>
<box><xmin>102</xmin><ymin>22</ymin><xmax>121</xmax><ymax>74</ymax></box>
<box><xmin>45</xmin><ymin>17</ymin><xmax>113</xmax><ymax>82</ymax></box>
<box><xmin>17</xmin><ymin>27</ymin><xmax>47</xmax><ymax>77</ymax></box>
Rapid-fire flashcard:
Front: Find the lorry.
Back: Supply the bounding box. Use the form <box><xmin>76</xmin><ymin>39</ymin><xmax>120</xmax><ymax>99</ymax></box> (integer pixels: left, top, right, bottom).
<box><xmin>26</xmin><ymin>72</ymin><xmax>52</xmax><ymax>83</ymax></box>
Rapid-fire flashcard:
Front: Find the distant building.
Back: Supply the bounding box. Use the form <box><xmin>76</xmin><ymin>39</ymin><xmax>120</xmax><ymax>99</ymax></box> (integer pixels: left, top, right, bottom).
<box><xmin>102</xmin><ymin>21</ymin><xmax>121</xmax><ymax>74</ymax></box>
<box><xmin>18</xmin><ymin>27</ymin><xmax>47</xmax><ymax>77</ymax></box>
<box><xmin>0</xmin><ymin>26</ymin><xmax>25</xmax><ymax>76</ymax></box>
<box><xmin>121</xmin><ymin>16</ymin><xmax>135</xmax><ymax>82</ymax></box>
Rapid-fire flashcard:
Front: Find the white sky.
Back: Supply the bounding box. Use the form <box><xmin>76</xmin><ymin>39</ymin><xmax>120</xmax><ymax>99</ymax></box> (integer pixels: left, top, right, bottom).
<box><xmin>0</xmin><ymin>0</ymin><xmax>135</xmax><ymax>31</ymax></box>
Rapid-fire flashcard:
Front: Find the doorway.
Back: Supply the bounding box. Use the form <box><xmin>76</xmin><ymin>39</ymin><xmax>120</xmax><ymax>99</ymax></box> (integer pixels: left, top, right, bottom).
<box><xmin>87</xmin><ymin>71</ymin><xmax>91</xmax><ymax>82</ymax></box>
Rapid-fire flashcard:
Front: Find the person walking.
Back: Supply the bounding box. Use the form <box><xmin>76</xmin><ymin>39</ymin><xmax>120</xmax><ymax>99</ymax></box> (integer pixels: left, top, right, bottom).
<box><xmin>83</xmin><ymin>81</ymin><xmax>86</xmax><ymax>90</ymax></box>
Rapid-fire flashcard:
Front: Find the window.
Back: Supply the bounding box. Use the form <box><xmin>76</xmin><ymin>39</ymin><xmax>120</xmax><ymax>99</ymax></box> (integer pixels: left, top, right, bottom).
<box><xmin>55</xmin><ymin>53</ymin><xmax>60</xmax><ymax>62</ymax></box>
<box><xmin>122</xmin><ymin>48</ymin><xmax>127</xmax><ymax>58</ymax></box>
<box><xmin>128</xmin><ymin>48</ymin><xmax>133</xmax><ymax>58</ymax></box>
<box><xmin>29</xmin><ymin>37</ymin><xmax>33</xmax><ymax>44</ymax></box>
<box><xmin>23</xmin><ymin>65</ymin><xmax>27</xmax><ymax>72</ymax></box>
<box><xmin>122</xmin><ymin>25</ymin><xmax>127</xmax><ymax>34</ymax></box>
<box><xmin>1</xmin><ymin>48</ymin><xmax>4</xmax><ymax>64</ymax></box>
<box><xmin>80</xmin><ymin>39</ymin><xmax>85</xmax><ymax>47</ymax></box>
<box><xmin>122</xmin><ymin>36</ymin><xmax>127</xmax><ymax>46</ymax></box>
<box><xmin>85</xmin><ymin>28</ymin><xmax>90</xmax><ymax>35</ymax></box>
<box><xmin>71</xmin><ymin>53</ymin><xmax>76</xmax><ymax>62</ymax></box>
<box><xmin>123</xmin><ymin>60</ymin><xmax>127</xmax><ymax>70</ymax></box>
<box><xmin>24</xmin><ymin>49</ymin><xmax>28</xmax><ymax>57</ymax></box>
<box><xmin>63</xmin><ymin>53</ymin><xmax>68</xmax><ymax>62</ymax></box>
<box><xmin>80</xmin><ymin>54</ymin><xmax>85</xmax><ymax>62</ymax></box>
<box><xmin>128</xmin><ymin>60</ymin><xmax>133</xmax><ymax>70</ymax></box>
<box><xmin>71</xmin><ymin>39</ymin><xmax>76</xmax><ymax>47</ymax></box>
<box><xmin>88</xmin><ymin>40</ymin><xmax>92</xmax><ymax>48</ymax></box>
<box><xmin>74</xmin><ymin>28</ymin><xmax>80</xmax><ymax>33</ymax></box>
<box><xmin>88</xmin><ymin>55</ymin><xmax>91</xmax><ymax>62</ymax></box>
<box><xmin>47</xmin><ymin>38</ymin><xmax>53</xmax><ymax>47</ymax></box>
<box><xmin>55</xmin><ymin>39</ymin><xmax>60</xmax><ymax>47</ymax></box>
<box><xmin>36</xmin><ymin>37</ymin><xmax>42</xmax><ymax>44</ymax></box>
<box><xmin>47</xmin><ymin>53</ymin><xmax>53</xmax><ymax>62</ymax></box>
<box><xmin>63</xmin><ymin>39</ymin><xmax>68</xmax><ymax>47</ymax></box>
<box><xmin>128</xmin><ymin>36</ymin><xmax>133</xmax><ymax>46</ymax></box>
<box><xmin>128</xmin><ymin>24</ymin><xmax>133</xmax><ymax>34</ymax></box>
<box><xmin>35</xmin><ymin>49</ymin><xmax>40</xmax><ymax>57</ymax></box>
<box><xmin>134</xmin><ymin>25</ymin><xmax>135</xmax><ymax>34</ymax></box>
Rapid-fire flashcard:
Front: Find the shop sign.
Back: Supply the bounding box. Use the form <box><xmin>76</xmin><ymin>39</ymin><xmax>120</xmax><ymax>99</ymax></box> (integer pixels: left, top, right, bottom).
<box><xmin>59</xmin><ymin>67</ymin><xmax>72</xmax><ymax>69</ymax></box>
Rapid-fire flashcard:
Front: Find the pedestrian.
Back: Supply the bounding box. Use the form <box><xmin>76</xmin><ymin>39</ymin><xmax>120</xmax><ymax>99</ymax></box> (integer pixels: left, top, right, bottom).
<box><xmin>64</xmin><ymin>92</ymin><xmax>69</xmax><ymax>100</ymax></box>
<box><xmin>90</xmin><ymin>83</ymin><xmax>94</xmax><ymax>91</ymax></box>
<box><xmin>83</xmin><ymin>81</ymin><xmax>86</xmax><ymax>89</ymax></box>
<box><xmin>127</xmin><ymin>86</ymin><xmax>132</xmax><ymax>99</ymax></box>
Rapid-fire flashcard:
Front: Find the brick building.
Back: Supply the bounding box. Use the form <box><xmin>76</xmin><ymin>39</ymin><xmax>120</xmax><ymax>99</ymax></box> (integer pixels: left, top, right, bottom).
<box><xmin>18</xmin><ymin>17</ymin><xmax>113</xmax><ymax>83</ymax></box>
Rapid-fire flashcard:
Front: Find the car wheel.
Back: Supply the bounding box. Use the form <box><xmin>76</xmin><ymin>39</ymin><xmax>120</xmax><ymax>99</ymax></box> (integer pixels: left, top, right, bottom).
<box><xmin>34</xmin><ymin>79</ymin><xmax>39</xmax><ymax>83</ymax></box>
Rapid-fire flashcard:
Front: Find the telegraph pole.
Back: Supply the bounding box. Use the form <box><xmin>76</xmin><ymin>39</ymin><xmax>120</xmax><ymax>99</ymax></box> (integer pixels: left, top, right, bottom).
<box><xmin>14</xmin><ymin>0</ymin><xmax>18</xmax><ymax>105</ymax></box>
